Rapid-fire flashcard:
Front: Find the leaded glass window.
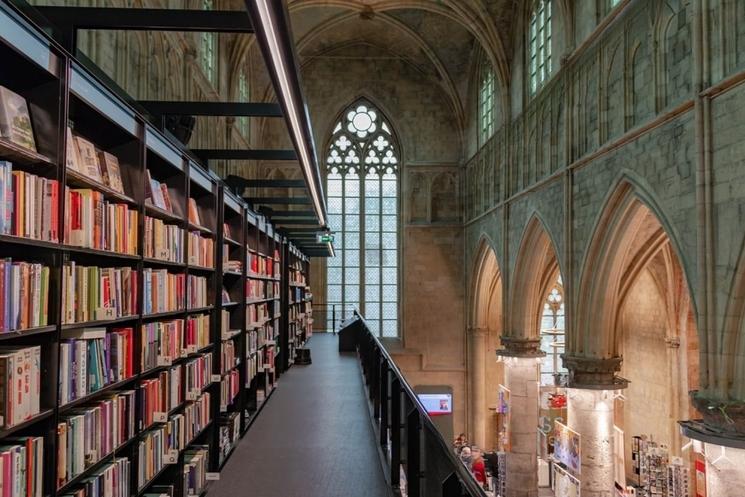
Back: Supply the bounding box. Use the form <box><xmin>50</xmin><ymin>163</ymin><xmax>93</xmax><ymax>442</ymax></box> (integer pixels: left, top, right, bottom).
<box><xmin>238</xmin><ymin>70</ymin><xmax>249</xmax><ymax>138</ymax></box>
<box><xmin>326</xmin><ymin>101</ymin><xmax>399</xmax><ymax>337</ymax></box>
<box><xmin>539</xmin><ymin>276</ymin><xmax>566</xmax><ymax>385</ymax></box>
<box><xmin>479</xmin><ymin>65</ymin><xmax>495</xmax><ymax>145</ymax></box>
<box><xmin>529</xmin><ymin>0</ymin><xmax>552</xmax><ymax>94</ymax></box>
<box><xmin>200</xmin><ymin>0</ymin><xmax>217</xmax><ymax>85</ymax></box>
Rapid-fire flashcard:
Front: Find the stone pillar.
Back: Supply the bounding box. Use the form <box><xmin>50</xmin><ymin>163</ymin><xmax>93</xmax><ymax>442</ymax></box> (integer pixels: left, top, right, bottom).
<box><xmin>497</xmin><ymin>337</ymin><xmax>543</xmax><ymax>497</ymax></box>
<box><xmin>563</xmin><ymin>355</ymin><xmax>627</xmax><ymax>497</ymax></box>
<box><xmin>468</xmin><ymin>327</ymin><xmax>488</xmax><ymax>448</ymax></box>
<box><xmin>566</xmin><ymin>389</ymin><xmax>615</xmax><ymax>497</ymax></box>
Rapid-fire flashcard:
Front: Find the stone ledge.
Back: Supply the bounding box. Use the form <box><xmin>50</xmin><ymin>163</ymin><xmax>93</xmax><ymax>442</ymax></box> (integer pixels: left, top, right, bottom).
<box><xmin>496</xmin><ymin>336</ymin><xmax>545</xmax><ymax>358</ymax></box>
<box><xmin>563</xmin><ymin>354</ymin><xmax>629</xmax><ymax>389</ymax></box>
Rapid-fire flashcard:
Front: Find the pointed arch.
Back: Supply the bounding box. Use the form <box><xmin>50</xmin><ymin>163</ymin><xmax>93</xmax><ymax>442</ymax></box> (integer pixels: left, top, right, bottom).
<box><xmin>721</xmin><ymin>236</ymin><xmax>745</xmax><ymax>399</ymax></box>
<box><xmin>470</xmin><ymin>235</ymin><xmax>502</xmax><ymax>330</ymax></box>
<box><xmin>574</xmin><ymin>176</ymin><xmax>697</xmax><ymax>361</ymax></box>
<box><xmin>508</xmin><ymin>214</ymin><xmax>562</xmax><ymax>341</ymax></box>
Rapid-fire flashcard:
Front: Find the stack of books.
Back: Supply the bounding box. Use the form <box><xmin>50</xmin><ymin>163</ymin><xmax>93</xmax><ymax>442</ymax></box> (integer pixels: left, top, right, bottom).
<box><xmin>220</xmin><ymin>371</ymin><xmax>239</xmax><ymax>411</ymax></box>
<box><xmin>61</xmin><ymin>457</ymin><xmax>130</xmax><ymax>497</ymax></box>
<box><xmin>0</xmin><ymin>345</ymin><xmax>41</xmax><ymax>428</ymax></box>
<box><xmin>220</xmin><ymin>340</ymin><xmax>237</xmax><ymax>374</ymax></box>
<box><xmin>145</xmin><ymin>172</ymin><xmax>174</xmax><ymax>212</ymax></box>
<box><xmin>0</xmin><ymin>259</ymin><xmax>51</xmax><ymax>332</ymax></box>
<box><xmin>187</xmin><ymin>232</ymin><xmax>213</xmax><ymax>268</ymax></box>
<box><xmin>183</xmin><ymin>394</ymin><xmax>210</xmax><ymax>442</ymax></box>
<box><xmin>144</xmin><ymin>216</ymin><xmax>184</xmax><ymax>263</ymax></box>
<box><xmin>141</xmin><ymin>320</ymin><xmax>185</xmax><ymax>371</ymax></box>
<box><xmin>142</xmin><ymin>269</ymin><xmax>185</xmax><ymax>315</ymax></box>
<box><xmin>0</xmin><ymin>162</ymin><xmax>59</xmax><ymax>241</ymax></box>
<box><xmin>184</xmin><ymin>353</ymin><xmax>213</xmax><ymax>394</ymax></box>
<box><xmin>182</xmin><ymin>447</ymin><xmax>209</xmax><ymax>497</ymax></box>
<box><xmin>67</xmin><ymin>132</ymin><xmax>126</xmax><ymax>195</ymax></box>
<box><xmin>187</xmin><ymin>275</ymin><xmax>208</xmax><ymax>309</ymax></box>
<box><xmin>187</xmin><ymin>199</ymin><xmax>201</xmax><ymax>227</ymax></box>
<box><xmin>65</xmin><ymin>188</ymin><xmax>138</xmax><ymax>254</ymax></box>
<box><xmin>136</xmin><ymin>428</ymin><xmax>165</xmax><ymax>489</ymax></box>
<box><xmin>138</xmin><ymin>373</ymin><xmax>170</xmax><ymax>428</ymax></box>
<box><xmin>0</xmin><ymin>436</ymin><xmax>44</xmax><ymax>497</ymax></box>
<box><xmin>61</xmin><ymin>263</ymin><xmax>138</xmax><ymax>324</ymax></box>
<box><xmin>186</xmin><ymin>314</ymin><xmax>210</xmax><ymax>352</ymax></box>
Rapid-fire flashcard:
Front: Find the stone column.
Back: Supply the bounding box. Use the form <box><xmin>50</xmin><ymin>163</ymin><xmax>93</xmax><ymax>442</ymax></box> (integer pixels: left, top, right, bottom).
<box><xmin>468</xmin><ymin>327</ymin><xmax>488</xmax><ymax>448</ymax></box>
<box><xmin>566</xmin><ymin>389</ymin><xmax>615</xmax><ymax>497</ymax></box>
<box><xmin>497</xmin><ymin>337</ymin><xmax>543</xmax><ymax>497</ymax></box>
<box><xmin>563</xmin><ymin>355</ymin><xmax>627</xmax><ymax>497</ymax></box>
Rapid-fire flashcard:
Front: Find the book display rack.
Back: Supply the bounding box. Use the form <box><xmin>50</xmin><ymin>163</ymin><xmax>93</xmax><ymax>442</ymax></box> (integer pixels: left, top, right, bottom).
<box><xmin>0</xmin><ymin>5</ymin><xmax>314</xmax><ymax>497</ymax></box>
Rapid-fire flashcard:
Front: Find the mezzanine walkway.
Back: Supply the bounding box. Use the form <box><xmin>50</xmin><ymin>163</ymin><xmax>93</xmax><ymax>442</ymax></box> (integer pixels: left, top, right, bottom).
<box><xmin>208</xmin><ymin>333</ymin><xmax>391</xmax><ymax>497</ymax></box>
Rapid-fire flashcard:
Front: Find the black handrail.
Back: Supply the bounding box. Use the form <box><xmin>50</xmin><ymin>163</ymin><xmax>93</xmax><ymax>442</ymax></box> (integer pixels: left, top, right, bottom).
<box><xmin>351</xmin><ymin>310</ymin><xmax>488</xmax><ymax>497</ymax></box>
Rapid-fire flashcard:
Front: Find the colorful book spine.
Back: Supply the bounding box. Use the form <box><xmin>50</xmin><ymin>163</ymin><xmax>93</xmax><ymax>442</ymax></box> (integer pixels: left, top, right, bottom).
<box><xmin>58</xmin><ymin>457</ymin><xmax>130</xmax><ymax>497</ymax></box>
<box><xmin>0</xmin><ymin>346</ymin><xmax>41</xmax><ymax>428</ymax></box>
<box><xmin>144</xmin><ymin>216</ymin><xmax>184</xmax><ymax>263</ymax></box>
<box><xmin>0</xmin><ymin>162</ymin><xmax>59</xmax><ymax>242</ymax></box>
<box><xmin>219</xmin><ymin>370</ymin><xmax>239</xmax><ymax>412</ymax></box>
<box><xmin>142</xmin><ymin>269</ymin><xmax>185</xmax><ymax>315</ymax></box>
<box><xmin>187</xmin><ymin>233</ymin><xmax>213</xmax><ymax>268</ymax></box>
<box><xmin>61</xmin><ymin>263</ymin><xmax>138</xmax><ymax>324</ymax></box>
<box><xmin>186</xmin><ymin>276</ymin><xmax>208</xmax><ymax>310</ymax></box>
<box><xmin>184</xmin><ymin>354</ymin><xmax>213</xmax><ymax>396</ymax></box>
<box><xmin>140</xmin><ymin>320</ymin><xmax>185</xmax><ymax>372</ymax></box>
<box><xmin>65</xmin><ymin>187</ymin><xmax>138</xmax><ymax>255</ymax></box>
<box><xmin>0</xmin><ymin>259</ymin><xmax>50</xmax><ymax>332</ymax></box>
<box><xmin>221</xmin><ymin>340</ymin><xmax>237</xmax><ymax>375</ymax></box>
<box><xmin>0</xmin><ymin>436</ymin><xmax>44</xmax><ymax>497</ymax></box>
<box><xmin>182</xmin><ymin>447</ymin><xmax>209</xmax><ymax>497</ymax></box>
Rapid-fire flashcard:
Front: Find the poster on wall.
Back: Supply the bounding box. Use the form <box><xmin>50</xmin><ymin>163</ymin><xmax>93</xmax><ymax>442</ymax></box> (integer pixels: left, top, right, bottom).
<box><xmin>614</xmin><ymin>426</ymin><xmax>626</xmax><ymax>491</ymax></box>
<box><xmin>554</xmin><ymin>421</ymin><xmax>581</xmax><ymax>478</ymax></box>
<box><xmin>417</xmin><ymin>393</ymin><xmax>452</xmax><ymax>416</ymax></box>
<box><xmin>553</xmin><ymin>464</ymin><xmax>581</xmax><ymax>497</ymax></box>
<box><xmin>497</xmin><ymin>385</ymin><xmax>511</xmax><ymax>451</ymax></box>
<box><xmin>695</xmin><ymin>454</ymin><xmax>706</xmax><ymax>497</ymax></box>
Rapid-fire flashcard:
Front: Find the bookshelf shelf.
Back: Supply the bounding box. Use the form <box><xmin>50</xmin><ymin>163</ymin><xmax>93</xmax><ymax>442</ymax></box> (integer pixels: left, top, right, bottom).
<box><xmin>224</xmin><ymin>237</ymin><xmax>240</xmax><ymax>247</ymax></box>
<box><xmin>0</xmin><ymin>409</ymin><xmax>54</xmax><ymax>439</ymax></box>
<box><xmin>188</xmin><ymin>223</ymin><xmax>214</xmax><ymax>236</ymax></box>
<box><xmin>188</xmin><ymin>264</ymin><xmax>215</xmax><ymax>273</ymax></box>
<box><xmin>65</xmin><ymin>168</ymin><xmax>137</xmax><ymax>205</ymax></box>
<box><xmin>145</xmin><ymin>203</ymin><xmax>183</xmax><ymax>223</ymax></box>
<box><xmin>0</xmin><ymin>324</ymin><xmax>56</xmax><ymax>341</ymax></box>
<box><xmin>62</xmin><ymin>244</ymin><xmax>140</xmax><ymax>260</ymax></box>
<box><xmin>58</xmin><ymin>376</ymin><xmax>138</xmax><ymax>412</ymax></box>
<box><xmin>0</xmin><ymin>233</ymin><xmax>60</xmax><ymax>249</ymax></box>
<box><xmin>60</xmin><ymin>314</ymin><xmax>138</xmax><ymax>330</ymax></box>
<box><xmin>187</xmin><ymin>305</ymin><xmax>214</xmax><ymax>314</ymax></box>
<box><xmin>142</xmin><ymin>309</ymin><xmax>185</xmax><ymax>321</ymax></box>
<box><xmin>0</xmin><ymin>137</ymin><xmax>56</xmax><ymax>167</ymax></box>
<box><xmin>222</xmin><ymin>301</ymin><xmax>239</xmax><ymax>308</ymax></box>
<box><xmin>56</xmin><ymin>438</ymin><xmax>134</xmax><ymax>495</ymax></box>
<box><xmin>143</xmin><ymin>257</ymin><xmax>186</xmax><ymax>269</ymax></box>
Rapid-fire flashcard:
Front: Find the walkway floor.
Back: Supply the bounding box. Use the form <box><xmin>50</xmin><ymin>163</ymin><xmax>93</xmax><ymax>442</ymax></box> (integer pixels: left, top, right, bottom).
<box><xmin>208</xmin><ymin>333</ymin><xmax>390</xmax><ymax>497</ymax></box>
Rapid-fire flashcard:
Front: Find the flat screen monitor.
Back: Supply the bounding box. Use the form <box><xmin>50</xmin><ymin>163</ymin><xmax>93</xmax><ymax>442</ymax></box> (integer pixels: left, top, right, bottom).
<box><xmin>418</xmin><ymin>393</ymin><xmax>453</xmax><ymax>416</ymax></box>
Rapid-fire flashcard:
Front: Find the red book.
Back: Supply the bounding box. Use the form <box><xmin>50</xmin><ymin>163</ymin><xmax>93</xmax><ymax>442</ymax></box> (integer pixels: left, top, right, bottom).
<box><xmin>0</xmin><ymin>262</ymin><xmax>4</xmax><ymax>332</ymax></box>
<box><xmin>50</xmin><ymin>180</ymin><xmax>59</xmax><ymax>241</ymax></box>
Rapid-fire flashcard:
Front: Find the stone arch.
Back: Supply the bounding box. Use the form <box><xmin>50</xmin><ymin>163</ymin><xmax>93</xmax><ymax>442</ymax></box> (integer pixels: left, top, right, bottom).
<box><xmin>468</xmin><ymin>236</ymin><xmax>504</xmax><ymax>449</ymax></box>
<box><xmin>573</xmin><ymin>175</ymin><xmax>697</xmax><ymax>367</ymax></box>
<box><xmin>507</xmin><ymin>213</ymin><xmax>562</xmax><ymax>345</ymax></box>
<box><xmin>721</xmin><ymin>236</ymin><xmax>745</xmax><ymax>400</ymax></box>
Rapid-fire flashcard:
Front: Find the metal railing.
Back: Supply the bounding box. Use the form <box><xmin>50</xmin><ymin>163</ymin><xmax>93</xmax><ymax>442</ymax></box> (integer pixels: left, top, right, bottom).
<box><xmin>312</xmin><ymin>304</ymin><xmax>358</xmax><ymax>333</ymax></box>
<box><xmin>351</xmin><ymin>310</ymin><xmax>488</xmax><ymax>497</ymax></box>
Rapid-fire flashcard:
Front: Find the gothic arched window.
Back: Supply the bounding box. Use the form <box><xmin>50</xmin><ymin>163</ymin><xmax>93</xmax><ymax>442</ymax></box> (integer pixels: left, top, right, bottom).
<box><xmin>200</xmin><ymin>0</ymin><xmax>217</xmax><ymax>85</ymax></box>
<box><xmin>478</xmin><ymin>62</ymin><xmax>495</xmax><ymax>145</ymax></box>
<box><xmin>326</xmin><ymin>101</ymin><xmax>399</xmax><ymax>337</ymax></box>
<box><xmin>539</xmin><ymin>275</ymin><xmax>566</xmax><ymax>385</ymax></box>
<box><xmin>529</xmin><ymin>0</ymin><xmax>552</xmax><ymax>94</ymax></box>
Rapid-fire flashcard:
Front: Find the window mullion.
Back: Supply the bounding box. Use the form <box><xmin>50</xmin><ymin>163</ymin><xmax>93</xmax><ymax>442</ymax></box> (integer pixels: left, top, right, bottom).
<box><xmin>360</xmin><ymin>172</ymin><xmax>366</xmax><ymax>319</ymax></box>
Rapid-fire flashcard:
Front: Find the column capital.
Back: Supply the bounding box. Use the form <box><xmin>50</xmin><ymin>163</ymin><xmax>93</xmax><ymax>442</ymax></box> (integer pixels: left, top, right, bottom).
<box><xmin>563</xmin><ymin>354</ymin><xmax>628</xmax><ymax>390</ymax></box>
<box><xmin>496</xmin><ymin>336</ymin><xmax>545</xmax><ymax>358</ymax></box>
<box><xmin>468</xmin><ymin>326</ymin><xmax>488</xmax><ymax>337</ymax></box>
<box><xmin>686</xmin><ymin>391</ymin><xmax>745</xmax><ymax>438</ymax></box>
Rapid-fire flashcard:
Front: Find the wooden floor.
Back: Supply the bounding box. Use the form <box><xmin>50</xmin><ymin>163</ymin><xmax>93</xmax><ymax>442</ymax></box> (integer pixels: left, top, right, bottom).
<box><xmin>208</xmin><ymin>333</ymin><xmax>391</xmax><ymax>497</ymax></box>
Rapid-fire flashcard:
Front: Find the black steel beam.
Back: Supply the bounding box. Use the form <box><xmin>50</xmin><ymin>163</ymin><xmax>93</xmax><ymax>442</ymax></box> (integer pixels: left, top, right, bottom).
<box><xmin>245</xmin><ymin>197</ymin><xmax>310</xmax><ymax>205</ymax></box>
<box><xmin>267</xmin><ymin>210</ymin><xmax>316</xmax><ymax>217</ymax></box>
<box><xmin>281</xmin><ymin>228</ymin><xmax>327</xmax><ymax>234</ymax></box>
<box><xmin>194</xmin><ymin>149</ymin><xmax>297</xmax><ymax>161</ymax></box>
<box><xmin>271</xmin><ymin>219</ymin><xmax>320</xmax><ymax>226</ymax></box>
<box><xmin>242</xmin><ymin>179</ymin><xmax>306</xmax><ymax>188</ymax></box>
<box><xmin>139</xmin><ymin>101</ymin><xmax>282</xmax><ymax>117</ymax></box>
<box><xmin>35</xmin><ymin>7</ymin><xmax>253</xmax><ymax>33</ymax></box>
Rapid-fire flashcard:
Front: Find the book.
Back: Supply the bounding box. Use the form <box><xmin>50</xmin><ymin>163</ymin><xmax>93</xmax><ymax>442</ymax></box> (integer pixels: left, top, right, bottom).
<box><xmin>144</xmin><ymin>216</ymin><xmax>184</xmax><ymax>263</ymax></box>
<box><xmin>187</xmin><ymin>199</ymin><xmax>201</xmax><ymax>226</ymax></box>
<box><xmin>0</xmin><ymin>346</ymin><xmax>40</xmax><ymax>428</ymax></box>
<box><xmin>187</xmin><ymin>232</ymin><xmax>214</xmax><ymax>268</ymax></box>
<box><xmin>0</xmin><ymin>163</ymin><xmax>59</xmax><ymax>241</ymax></box>
<box><xmin>64</xmin><ymin>187</ymin><xmax>138</xmax><ymax>254</ymax></box>
<box><xmin>97</xmin><ymin>150</ymin><xmax>124</xmax><ymax>194</ymax></box>
<box><xmin>0</xmin><ymin>436</ymin><xmax>43</xmax><ymax>497</ymax></box>
<box><xmin>0</xmin><ymin>260</ymin><xmax>51</xmax><ymax>332</ymax></box>
<box><xmin>187</xmin><ymin>275</ymin><xmax>208</xmax><ymax>309</ymax></box>
<box><xmin>65</xmin><ymin>127</ymin><xmax>82</xmax><ymax>173</ymax></box>
<box><xmin>142</xmin><ymin>269</ymin><xmax>185</xmax><ymax>316</ymax></box>
<box><xmin>184</xmin><ymin>353</ymin><xmax>212</xmax><ymax>394</ymax></box>
<box><xmin>182</xmin><ymin>447</ymin><xmax>209</xmax><ymax>496</ymax></box>
<box><xmin>0</xmin><ymin>85</ymin><xmax>35</xmax><ymax>151</ymax></box>
<box><xmin>145</xmin><ymin>171</ymin><xmax>172</xmax><ymax>212</ymax></box>
<box><xmin>140</xmin><ymin>320</ymin><xmax>185</xmax><ymax>372</ymax></box>
<box><xmin>61</xmin><ymin>263</ymin><xmax>138</xmax><ymax>324</ymax></box>
<box><xmin>73</xmin><ymin>136</ymin><xmax>102</xmax><ymax>183</ymax></box>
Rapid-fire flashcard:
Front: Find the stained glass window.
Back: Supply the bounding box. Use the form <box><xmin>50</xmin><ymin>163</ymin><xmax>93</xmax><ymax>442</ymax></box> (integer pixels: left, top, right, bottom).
<box><xmin>539</xmin><ymin>275</ymin><xmax>566</xmax><ymax>385</ymax></box>
<box><xmin>200</xmin><ymin>0</ymin><xmax>217</xmax><ymax>85</ymax></box>
<box><xmin>238</xmin><ymin>70</ymin><xmax>249</xmax><ymax>138</ymax></box>
<box><xmin>529</xmin><ymin>0</ymin><xmax>552</xmax><ymax>94</ymax></box>
<box><xmin>326</xmin><ymin>101</ymin><xmax>399</xmax><ymax>337</ymax></box>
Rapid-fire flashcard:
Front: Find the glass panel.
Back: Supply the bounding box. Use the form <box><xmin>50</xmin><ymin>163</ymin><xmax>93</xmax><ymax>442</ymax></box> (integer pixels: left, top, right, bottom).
<box><xmin>382</xmin><ymin>302</ymin><xmax>397</xmax><ymax>319</ymax></box>
<box><xmin>382</xmin><ymin>320</ymin><xmax>397</xmax><ymax>338</ymax></box>
<box><xmin>382</xmin><ymin>179</ymin><xmax>396</xmax><ymax>197</ymax></box>
<box><xmin>346</xmin><ymin>250</ymin><xmax>360</xmax><ymax>266</ymax></box>
<box><xmin>328</xmin><ymin>197</ymin><xmax>343</xmax><ymax>214</ymax></box>
<box><xmin>366</xmin><ymin>304</ymin><xmax>380</xmax><ymax>320</ymax></box>
<box><xmin>365</xmin><ymin>268</ymin><xmax>380</xmax><ymax>285</ymax></box>
<box><xmin>365</xmin><ymin>215</ymin><xmax>380</xmax><ymax>232</ymax></box>
<box><xmin>345</xmin><ymin>197</ymin><xmax>360</xmax><ymax>214</ymax></box>
<box><xmin>382</xmin><ymin>197</ymin><xmax>396</xmax><ymax>215</ymax></box>
<box><xmin>366</xmin><ymin>231</ymin><xmax>380</xmax><ymax>249</ymax></box>
<box><xmin>329</xmin><ymin>214</ymin><xmax>342</xmax><ymax>230</ymax></box>
<box><xmin>365</xmin><ymin>197</ymin><xmax>380</xmax><ymax>214</ymax></box>
<box><xmin>382</xmin><ymin>232</ymin><xmax>396</xmax><ymax>248</ymax></box>
<box><xmin>345</xmin><ymin>231</ymin><xmax>360</xmax><ymax>249</ymax></box>
<box><xmin>345</xmin><ymin>268</ymin><xmax>360</xmax><ymax>285</ymax></box>
<box><xmin>365</xmin><ymin>285</ymin><xmax>380</xmax><ymax>302</ymax></box>
<box><xmin>365</xmin><ymin>249</ymin><xmax>381</xmax><ymax>267</ymax></box>
<box><xmin>382</xmin><ymin>215</ymin><xmax>397</xmax><ymax>232</ymax></box>
<box><xmin>327</xmin><ymin>285</ymin><xmax>342</xmax><ymax>302</ymax></box>
<box><xmin>344</xmin><ymin>285</ymin><xmax>359</xmax><ymax>303</ymax></box>
<box><xmin>382</xmin><ymin>268</ymin><xmax>397</xmax><ymax>284</ymax></box>
<box><xmin>328</xmin><ymin>254</ymin><xmax>341</xmax><ymax>267</ymax></box>
<box><xmin>365</xmin><ymin>177</ymin><xmax>380</xmax><ymax>196</ymax></box>
<box><xmin>327</xmin><ymin>178</ymin><xmax>342</xmax><ymax>197</ymax></box>
<box><xmin>366</xmin><ymin>319</ymin><xmax>380</xmax><ymax>336</ymax></box>
<box><xmin>344</xmin><ymin>214</ymin><xmax>360</xmax><ymax>231</ymax></box>
<box><xmin>382</xmin><ymin>285</ymin><xmax>397</xmax><ymax>302</ymax></box>
<box><xmin>327</xmin><ymin>268</ymin><xmax>343</xmax><ymax>285</ymax></box>
<box><xmin>382</xmin><ymin>250</ymin><xmax>396</xmax><ymax>267</ymax></box>
<box><xmin>345</xmin><ymin>178</ymin><xmax>360</xmax><ymax>197</ymax></box>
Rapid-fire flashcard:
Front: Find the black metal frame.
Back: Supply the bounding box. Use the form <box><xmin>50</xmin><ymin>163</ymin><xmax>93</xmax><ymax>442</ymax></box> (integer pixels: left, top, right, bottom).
<box><xmin>352</xmin><ymin>311</ymin><xmax>488</xmax><ymax>497</ymax></box>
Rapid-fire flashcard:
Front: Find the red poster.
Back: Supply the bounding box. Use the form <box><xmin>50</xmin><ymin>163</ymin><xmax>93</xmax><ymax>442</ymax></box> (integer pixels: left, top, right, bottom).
<box><xmin>695</xmin><ymin>456</ymin><xmax>706</xmax><ymax>497</ymax></box>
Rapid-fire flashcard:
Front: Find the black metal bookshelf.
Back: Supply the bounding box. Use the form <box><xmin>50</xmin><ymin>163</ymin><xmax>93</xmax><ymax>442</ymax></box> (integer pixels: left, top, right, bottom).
<box><xmin>0</xmin><ymin>4</ymin><xmax>315</xmax><ymax>497</ymax></box>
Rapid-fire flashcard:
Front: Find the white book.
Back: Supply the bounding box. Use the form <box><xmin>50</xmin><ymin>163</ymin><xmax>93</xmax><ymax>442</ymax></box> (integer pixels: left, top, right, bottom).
<box><xmin>59</xmin><ymin>342</ymin><xmax>70</xmax><ymax>404</ymax></box>
<box><xmin>29</xmin><ymin>346</ymin><xmax>39</xmax><ymax>416</ymax></box>
<box><xmin>62</xmin><ymin>327</ymin><xmax>106</xmax><ymax>340</ymax></box>
<box><xmin>76</xmin><ymin>342</ymin><xmax>87</xmax><ymax>397</ymax></box>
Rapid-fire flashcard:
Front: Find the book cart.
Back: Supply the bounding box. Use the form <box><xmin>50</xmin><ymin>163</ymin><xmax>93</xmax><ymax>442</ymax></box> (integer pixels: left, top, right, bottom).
<box><xmin>0</xmin><ymin>4</ymin><xmax>314</xmax><ymax>497</ymax></box>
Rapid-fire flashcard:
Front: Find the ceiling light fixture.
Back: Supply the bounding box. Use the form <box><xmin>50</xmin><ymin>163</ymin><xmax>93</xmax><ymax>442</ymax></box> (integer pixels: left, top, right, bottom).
<box><xmin>247</xmin><ymin>0</ymin><xmax>328</xmax><ymax>229</ymax></box>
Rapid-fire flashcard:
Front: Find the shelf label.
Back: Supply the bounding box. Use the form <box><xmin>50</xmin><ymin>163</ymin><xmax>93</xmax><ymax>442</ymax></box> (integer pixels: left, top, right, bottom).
<box><xmin>188</xmin><ymin>255</ymin><xmax>199</xmax><ymax>266</ymax></box>
<box><xmin>186</xmin><ymin>389</ymin><xmax>200</xmax><ymax>401</ymax></box>
<box><xmin>211</xmin><ymin>374</ymin><xmax>221</xmax><ymax>383</ymax></box>
<box><xmin>157</xmin><ymin>248</ymin><xmax>170</xmax><ymax>260</ymax></box>
<box><xmin>164</xmin><ymin>449</ymin><xmax>178</xmax><ymax>464</ymax></box>
<box><xmin>205</xmin><ymin>473</ymin><xmax>220</xmax><ymax>481</ymax></box>
<box><xmin>186</xmin><ymin>345</ymin><xmax>197</xmax><ymax>354</ymax></box>
<box><xmin>153</xmin><ymin>412</ymin><xmax>167</xmax><ymax>423</ymax></box>
<box><xmin>157</xmin><ymin>356</ymin><xmax>172</xmax><ymax>367</ymax></box>
<box><xmin>95</xmin><ymin>307</ymin><xmax>116</xmax><ymax>321</ymax></box>
<box><xmin>220</xmin><ymin>404</ymin><xmax>227</xmax><ymax>412</ymax></box>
